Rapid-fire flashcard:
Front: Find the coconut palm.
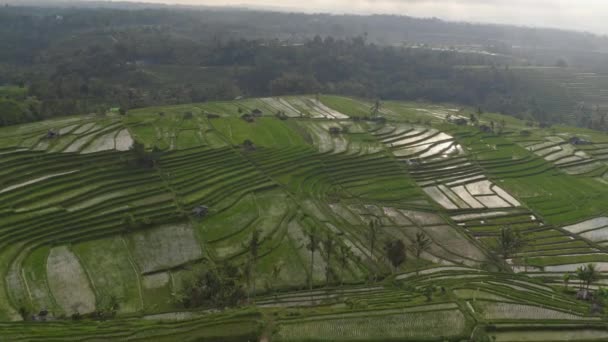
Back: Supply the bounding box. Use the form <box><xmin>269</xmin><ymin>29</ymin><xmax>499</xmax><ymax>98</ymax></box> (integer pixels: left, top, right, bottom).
<box><xmin>368</xmin><ymin>219</ymin><xmax>381</xmax><ymax>281</ymax></box>
<box><xmin>338</xmin><ymin>244</ymin><xmax>351</xmax><ymax>287</ymax></box>
<box><xmin>322</xmin><ymin>233</ymin><xmax>335</xmax><ymax>286</ymax></box>
<box><xmin>305</xmin><ymin>227</ymin><xmax>319</xmax><ymax>292</ymax></box>
<box><xmin>494</xmin><ymin>226</ymin><xmax>525</xmax><ymax>261</ymax></box>
<box><xmin>384</xmin><ymin>239</ymin><xmax>406</xmax><ymax>273</ymax></box>
<box><xmin>247</xmin><ymin>229</ymin><xmax>261</xmax><ymax>303</ymax></box>
<box><xmin>576</xmin><ymin>264</ymin><xmax>599</xmax><ymax>290</ymax></box>
<box><xmin>370</xmin><ymin>99</ymin><xmax>381</xmax><ymax>118</ymax></box>
<box><xmin>270</xmin><ymin>261</ymin><xmax>283</xmax><ymax>299</ymax></box>
<box><xmin>412</xmin><ymin>232</ymin><xmax>432</xmax><ymax>275</ymax></box>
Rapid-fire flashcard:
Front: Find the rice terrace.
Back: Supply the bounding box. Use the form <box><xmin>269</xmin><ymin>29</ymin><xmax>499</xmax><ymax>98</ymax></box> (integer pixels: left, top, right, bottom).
<box><xmin>2</xmin><ymin>94</ymin><xmax>608</xmax><ymax>341</ymax></box>
<box><xmin>5</xmin><ymin>1</ymin><xmax>608</xmax><ymax>341</ymax></box>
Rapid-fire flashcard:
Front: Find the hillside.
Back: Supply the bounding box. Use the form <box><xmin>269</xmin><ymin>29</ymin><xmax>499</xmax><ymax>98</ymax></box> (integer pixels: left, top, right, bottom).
<box><xmin>4</xmin><ymin>4</ymin><xmax>608</xmax><ymax>130</ymax></box>
<box><xmin>2</xmin><ymin>95</ymin><xmax>608</xmax><ymax>341</ymax></box>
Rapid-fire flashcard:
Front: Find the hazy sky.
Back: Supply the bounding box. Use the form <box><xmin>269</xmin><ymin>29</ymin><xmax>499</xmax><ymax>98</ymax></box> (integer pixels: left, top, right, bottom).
<box><xmin>91</xmin><ymin>0</ymin><xmax>608</xmax><ymax>35</ymax></box>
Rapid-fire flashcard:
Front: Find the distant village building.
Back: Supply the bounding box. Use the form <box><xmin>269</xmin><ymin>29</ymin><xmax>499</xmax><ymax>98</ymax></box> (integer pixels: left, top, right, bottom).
<box><xmin>569</xmin><ymin>136</ymin><xmax>591</xmax><ymax>145</ymax></box>
<box><xmin>191</xmin><ymin>205</ymin><xmax>209</xmax><ymax>218</ymax></box>
<box><xmin>405</xmin><ymin>159</ymin><xmax>421</xmax><ymax>167</ymax></box>
<box><xmin>450</xmin><ymin>118</ymin><xmax>468</xmax><ymax>126</ymax></box>
<box><xmin>479</xmin><ymin>125</ymin><xmax>493</xmax><ymax>133</ymax></box>
<box><xmin>242</xmin><ymin>139</ymin><xmax>256</xmax><ymax>151</ymax></box>
<box><xmin>275</xmin><ymin>111</ymin><xmax>288</xmax><ymax>120</ymax></box>
<box><xmin>328</xmin><ymin>127</ymin><xmax>342</xmax><ymax>135</ymax></box>
<box><xmin>241</xmin><ymin>113</ymin><xmax>255</xmax><ymax>123</ymax></box>
<box><xmin>577</xmin><ymin>289</ymin><xmax>593</xmax><ymax>301</ymax></box>
<box><xmin>45</xmin><ymin>129</ymin><xmax>59</xmax><ymax>139</ymax></box>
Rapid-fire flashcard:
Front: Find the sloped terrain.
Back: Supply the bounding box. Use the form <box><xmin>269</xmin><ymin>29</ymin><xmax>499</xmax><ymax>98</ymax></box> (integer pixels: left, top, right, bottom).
<box><xmin>2</xmin><ymin>95</ymin><xmax>608</xmax><ymax>341</ymax></box>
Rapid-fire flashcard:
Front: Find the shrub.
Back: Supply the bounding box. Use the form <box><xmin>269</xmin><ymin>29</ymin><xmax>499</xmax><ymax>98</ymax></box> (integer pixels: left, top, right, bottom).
<box><xmin>175</xmin><ymin>263</ymin><xmax>246</xmax><ymax>309</ymax></box>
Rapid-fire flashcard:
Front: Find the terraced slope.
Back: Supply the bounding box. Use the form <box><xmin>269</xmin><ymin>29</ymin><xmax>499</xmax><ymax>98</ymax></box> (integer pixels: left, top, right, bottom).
<box><xmin>2</xmin><ymin>95</ymin><xmax>608</xmax><ymax>341</ymax></box>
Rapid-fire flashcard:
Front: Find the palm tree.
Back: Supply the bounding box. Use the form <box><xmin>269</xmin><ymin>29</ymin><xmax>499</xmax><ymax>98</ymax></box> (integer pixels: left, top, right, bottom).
<box><xmin>523</xmin><ymin>257</ymin><xmax>530</xmax><ymax>273</ymax></box>
<box><xmin>338</xmin><ymin>244</ymin><xmax>351</xmax><ymax>287</ymax></box>
<box><xmin>271</xmin><ymin>261</ymin><xmax>283</xmax><ymax>299</ymax></box>
<box><xmin>412</xmin><ymin>232</ymin><xmax>432</xmax><ymax>275</ymax></box>
<box><xmin>368</xmin><ymin>219</ymin><xmax>381</xmax><ymax>281</ymax></box>
<box><xmin>247</xmin><ymin>229</ymin><xmax>261</xmax><ymax>303</ymax></box>
<box><xmin>322</xmin><ymin>233</ymin><xmax>335</xmax><ymax>286</ymax></box>
<box><xmin>384</xmin><ymin>239</ymin><xmax>406</xmax><ymax>273</ymax></box>
<box><xmin>576</xmin><ymin>266</ymin><xmax>586</xmax><ymax>290</ymax></box>
<box><xmin>576</xmin><ymin>264</ymin><xmax>599</xmax><ymax>290</ymax></box>
<box><xmin>272</xmin><ymin>261</ymin><xmax>283</xmax><ymax>283</ymax></box>
<box><xmin>494</xmin><ymin>226</ymin><xmax>525</xmax><ymax>261</ymax></box>
<box><xmin>370</xmin><ymin>99</ymin><xmax>381</xmax><ymax>118</ymax></box>
<box><xmin>305</xmin><ymin>227</ymin><xmax>319</xmax><ymax>292</ymax></box>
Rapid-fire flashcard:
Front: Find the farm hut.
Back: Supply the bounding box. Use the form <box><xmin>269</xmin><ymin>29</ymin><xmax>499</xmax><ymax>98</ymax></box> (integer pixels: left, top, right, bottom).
<box><xmin>329</xmin><ymin>127</ymin><xmax>342</xmax><ymax>135</ymax></box>
<box><xmin>192</xmin><ymin>205</ymin><xmax>209</xmax><ymax>218</ymax></box>
<box><xmin>479</xmin><ymin>124</ymin><xmax>493</xmax><ymax>133</ymax></box>
<box><xmin>46</xmin><ymin>129</ymin><xmax>59</xmax><ymax>139</ymax></box>
<box><xmin>577</xmin><ymin>289</ymin><xmax>593</xmax><ymax>301</ymax></box>
<box><xmin>243</xmin><ymin>139</ymin><xmax>256</xmax><ymax>151</ymax></box>
<box><xmin>275</xmin><ymin>111</ymin><xmax>288</xmax><ymax>120</ymax></box>
<box><xmin>569</xmin><ymin>136</ymin><xmax>591</xmax><ymax>145</ymax></box>
<box><xmin>241</xmin><ymin>113</ymin><xmax>255</xmax><ymax>123</ymax></box>
<box><xmin>451</xmin><ymin>118</ymin><xmax>468</xmax><ymax>126</ymax></box>
<box><xmin>405</xmin><ymin>159</ymin><xmax>421</xmax><ymax>167</ymax></box>
<box><xmin>252</xmin><ymin>109</ymin><xmax>263</xmax><ymax>117</ymax></box>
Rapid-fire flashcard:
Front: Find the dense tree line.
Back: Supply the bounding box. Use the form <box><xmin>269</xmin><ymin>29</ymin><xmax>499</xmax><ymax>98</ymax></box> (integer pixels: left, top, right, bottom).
<box><xmin>0</xmin><ymin>5</ymin><xmax>596</xmax><ymax>126</ymax></box>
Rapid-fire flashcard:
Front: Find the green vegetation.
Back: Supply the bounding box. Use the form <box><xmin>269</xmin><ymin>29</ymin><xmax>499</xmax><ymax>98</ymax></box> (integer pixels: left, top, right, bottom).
<box><xmin>3</xmin><ymin>95</ymin><xmax>608</xmax><ymax>340</ymax></box>
<box><xmin>3</xmin><ymin>4</ymin><xmax>608</xmax><ymax>131</ymax></box>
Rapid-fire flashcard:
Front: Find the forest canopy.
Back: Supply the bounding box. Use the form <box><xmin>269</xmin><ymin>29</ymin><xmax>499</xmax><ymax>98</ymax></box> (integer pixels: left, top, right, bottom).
<box><xmin>0</xmin><ymin>4</ymin><xmax>606</xmax><ymax>127</ymax></box>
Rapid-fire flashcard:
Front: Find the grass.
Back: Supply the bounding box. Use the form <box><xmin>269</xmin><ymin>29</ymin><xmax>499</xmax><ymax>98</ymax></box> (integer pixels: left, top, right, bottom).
<box><xmin>72</xmin><ymin>237</ymin><xmax>143</xmax><ymax>314</ymax></box>
<box><xmin>2</xmin><ymin>94</ymin><xmax>608</xmax><ymax>340</ymax></box>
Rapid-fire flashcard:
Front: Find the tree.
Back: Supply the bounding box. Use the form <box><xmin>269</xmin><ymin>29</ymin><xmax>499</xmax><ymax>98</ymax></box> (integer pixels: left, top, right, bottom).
<box><xmin>305</xmin><ymin>227</ymin><xmax>319</xmax><ymax>291</ymax></box>
<box><xmin>95</xmin><ymin>293</ymin><xmax>120</xmax><ymax>320</ymax></box>
<box><xmin>129</xmin><ymin>141</ymin><xmax>162</xmax><ymax>168</ymax></box>
<box><xmin>470</xmin><ymin>113</ymin><xmax>478</xmax><ymax>125</ymax></box>
<box><xmin>370</xmin><ymin>99</ymin><xmax>381</xmax><ymax>118</ymax></box>
<box><xmin>494</xmin><ymin>226</ymin><xmax>525</xmax><ymax>261</ymax></box>
<box><xmin>522</xmin><ymin>256</ymin><xmax>530</xmax><ymax>272</ymax></box>
<box><xmin>243</xmin><ymin>139</ymin><xmax>256</xmax><ymax>151</ymax></box>
<box><xmin>271</xmin><ymin>261</ymin><xmax>283</xmax><ymax>284</ymax></box>
<box><xmin>423</xmin><ymin>285</ymin><xmax>435</xmax><ymax>302</ymax></box>
<box><xmin>176</xmin><ymin>263</ymin><xmax>246</xmax><ymax>309</ymax></box>
<box><xmin>17</xmin><ymin>300</ymin><xmax>32</xmax><ymax>321</ymax></box>
<box><xmin>563</xmin><ymin>273</ymin><xmax>571</xmax><ymax>291</ymax></box>
<box><xmin>118</xmin><ymin>107</ymin><xmax>127</xmax><ymax>115</ymax></box>
<box><xmin>384</xmin><ymin>239</ymin><xmax>406</xmax><ymax>272</ymax></box>
<box><xmin>322</xmin><ymin>232</ymin><xmax>335</xmax><ymax>286</ymax></box>
<box><xmin>266</xmin><ymin>261</ymin><xmax>283</xmax><ymax>299</ymax></box>
<box><xmin>367</xmin><ymin>219</ymin><xmax>381</xmax><ymax>281</ymax></box>
<box><xmin>576</xmin><ymin>264</ymin><xmax>599</xmax><ymax>290</ymax></box>
<box><xmin>338</xmin><ymin>244</ymin><xmax>351</xmax><ymax>286</ymax></box>
<box><xmin>412</xmin><ymin>232</ymin><xmax>432</xmax><ymax>275</ymax></box>
<box><xmin>497</xmin><ymin>119</ymin><xmax>506</xmax><ymax>135</ymax></box>
<box><xmin>247</xmin><ymin>229</ymin><xmax>261</xmax><ymax>303</ymax></box>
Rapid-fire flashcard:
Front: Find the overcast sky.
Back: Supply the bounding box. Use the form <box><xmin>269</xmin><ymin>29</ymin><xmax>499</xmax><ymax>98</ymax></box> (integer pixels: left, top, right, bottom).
<box><xmin>88</xmin><ymin>0</ymin><xmax>608</xmax><ymax>35</ymax></box>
